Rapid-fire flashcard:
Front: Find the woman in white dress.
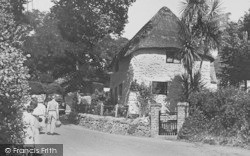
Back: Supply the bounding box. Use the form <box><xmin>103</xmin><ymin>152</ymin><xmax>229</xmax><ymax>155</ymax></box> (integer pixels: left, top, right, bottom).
<box><xmin>23</xmin><ymin>106</ymin><xmax>35</xmax><ymax>145</ymax></box>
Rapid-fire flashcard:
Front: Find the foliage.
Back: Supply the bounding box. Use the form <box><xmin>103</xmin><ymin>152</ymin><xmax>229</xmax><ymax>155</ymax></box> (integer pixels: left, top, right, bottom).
<box><xmin>22</xmin><ymin>11</ymin><xmax>70</xmax><ymax>80</ymax></box>
<box><xmin>51</xmin><ymin>0</ymin><xmax>135</xmax><ymax>44</ymax></box>
<box><xmin>178</xmin><ymin>110</ymin><xmax>209</xmax><ymax>141</ymax></box>
<box><xmin>117</xmin><ymin>105</ymin><xmax>129</xmax><ymax>118</ymax></box>
<box><xmin>241</xmin><ymin>9</ymin><xmax>250</xmax><ymax>39</ymax></box>
<box><xmin>50</xmin><ymin>0</ymin><xmax>134</xmax><ymax>92</ymax></box>
<box><xmin>28</xmin><ymin>81</ymin><xmax>64</xmax><ymax>95</ymax></box>
<box><xmin>179</xmin><ymin>0</ymin><xmax>227</xmax><ymax>87</ymax></box>
<box><xmin>167</xmin><ymin>72</ymin><xmax>204</xmax><ymax>105</ymax></box>
<box><xmin>130</xmin><ymin>80</ymin><xmax>154</xmax><ymax>117</ymax></box>
<box><xmin>91</xmin><ymin>89</ymin><xmax>107</xmax><ymax>105</ymax></box>
<box><xmin>22</xmin><ymin>10</ymin><xmax>128</xmax><ymax>92</ymax></box>
<box><xmin>219</xmin><ymin>21</ymin><xmax>250</xmax><ymax>87</ymax></box>
<box><xmin>28</xmin><ymin>81</ymin><xmax>45</xmax><ymax>94</ymax></box>
<box><xmin>43</xmin><ymin>82</ymin><xmax>65</xmax><ymax>95</ymax></box>
<box><xmin>10</xmin><ymin>0</ymin><xmax>28</xmax><ymax>23</ymax></box>
<box><xmin>0</xmin><ymin>43</ymin><xmax>30</xmax><ymax>144</ymax></box>
<box><xmin>68</xmin><ymin>111</ymin><xmax>79</xmax><ymax>125</ymax></box>
<box><xmin>0</xmin><ymin>0</ymin><xmax>29</xmax><ymax>46</ymax></box>
<box><xmin>0</xmin><ymin>0</ymin><xmax>30</xmax><ymax>144</ymax></box>
<box><xmin>179</xmin><ymin>87</ymin><xmax>250</xmax><ymax>147</ymax></box>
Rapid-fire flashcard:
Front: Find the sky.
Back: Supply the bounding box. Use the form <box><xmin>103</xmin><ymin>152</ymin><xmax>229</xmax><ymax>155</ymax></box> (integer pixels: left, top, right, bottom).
<box><xmin>28</xmin><ymin>0</ymin><xmax>250</xmax><ymax>39</ymax></box>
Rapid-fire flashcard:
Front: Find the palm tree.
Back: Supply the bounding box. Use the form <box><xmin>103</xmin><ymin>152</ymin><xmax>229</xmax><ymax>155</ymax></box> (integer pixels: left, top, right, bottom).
<box><xmin>179</xmin><ymin>0</ymin><xmax>227</xmax><ymax>84</ymax></box>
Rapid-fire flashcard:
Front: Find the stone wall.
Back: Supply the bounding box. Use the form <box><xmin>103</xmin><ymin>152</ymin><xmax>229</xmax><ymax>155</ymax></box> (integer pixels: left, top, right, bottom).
<box><xmin>78</xmin><ymin>113</ymin><xmax>150</xmax><ymax>137</ymax></box>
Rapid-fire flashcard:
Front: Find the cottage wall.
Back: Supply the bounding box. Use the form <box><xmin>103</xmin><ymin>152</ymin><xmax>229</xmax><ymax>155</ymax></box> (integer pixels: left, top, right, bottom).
<box><xmin>110</xmin><ymin>48</ymin><xmax>217</xmax><ymax>114</ymax></box>
<box><xmin>129</xmin><ymin>49</ymin><xmax>184</xmax><ymax>113</ymax></box>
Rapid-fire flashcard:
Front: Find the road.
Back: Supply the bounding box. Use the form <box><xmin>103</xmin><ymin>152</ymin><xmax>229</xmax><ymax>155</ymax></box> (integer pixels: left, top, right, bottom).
<box><xmin>40</xmin><ymin>124</ymin><xmax>250</xmax><ymax>156</ymax></box>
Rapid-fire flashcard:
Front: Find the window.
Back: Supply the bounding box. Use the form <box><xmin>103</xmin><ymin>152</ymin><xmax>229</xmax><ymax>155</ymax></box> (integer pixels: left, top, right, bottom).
<box><xmin>166</xmin><ymin>49</ymin><xmax>181</xmax><ymax>63</ymax></box>
<box><xmin>166</xmin><ymin>51</ymin><xmax>175</xmax><ymax>63</ymax></box>
<box><xmin>152</xmin><ymin>81</ymin><xmax>168</xmax><ymax>95</ymax></box>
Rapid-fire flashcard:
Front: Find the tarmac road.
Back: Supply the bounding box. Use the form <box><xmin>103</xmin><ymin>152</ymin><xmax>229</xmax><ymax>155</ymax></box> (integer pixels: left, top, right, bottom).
<box><xmin>40</xmin><ymin>124</ymin><xmax>250</xmax><ymax>156</ymax></box>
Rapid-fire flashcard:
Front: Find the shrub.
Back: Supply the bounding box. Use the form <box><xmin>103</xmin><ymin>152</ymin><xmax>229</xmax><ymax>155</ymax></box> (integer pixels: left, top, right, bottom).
<box><xmin>0</xmin><ymin>43</ymin><xmax>30</xmax><ymax>144</ymax></box>
<box><xmin>179</xmin><ymin>87</ymin><xmax>250</xmax><ymax>146</ymax></box>
<box><xmin>130</xmin><ymin>80</ymin><xmax>154</xmax><ymax>117</ymax></box>
<box><xmin>43</xmin><ymin>82</ymin><xmax>64</xmax><ymax>95</ymax></box>
<box><xmin>118</xmin><ymin>105</ymin><xmax>129</xmax><ymax>118</ymax></box>
<box><xmin>29</xmin><ymin>81</ymin><xmax>45</xmax><ymax>94</ymax></box>
<box><xmin>68</xmin><ymin>111</ymin><xmax>79</xmax><ymax>124</ymax></box>
<box><xmin>178</xmin><ymin>110</ymin><xmax>209</xmax><ymax>140</ymax></box>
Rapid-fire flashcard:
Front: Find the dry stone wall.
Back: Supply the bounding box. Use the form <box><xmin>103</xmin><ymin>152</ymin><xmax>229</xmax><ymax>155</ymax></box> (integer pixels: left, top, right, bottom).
<box><xmin>78</xmin><ymin>113</ymin><xmax>150</xmax><ymax>137</ymax></box>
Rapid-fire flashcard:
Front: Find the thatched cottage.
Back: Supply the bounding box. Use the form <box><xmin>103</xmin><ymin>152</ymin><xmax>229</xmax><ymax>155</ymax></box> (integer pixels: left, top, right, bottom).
<box><xmin>110</xmin><ymin>7</ymin><xmax>217</xmax><ymax>114</ymax></box>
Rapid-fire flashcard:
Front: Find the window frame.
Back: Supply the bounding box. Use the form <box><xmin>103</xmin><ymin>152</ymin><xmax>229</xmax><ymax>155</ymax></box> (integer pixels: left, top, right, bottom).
<box><xmin>151</xmin><ymin>81</ymin><xmax>169</xmax><ymax>95</ymax></box>
<box><xmin>166</xmin><ymin>49</ymin><xmax>181</xmax><ymax>64</ymax></box>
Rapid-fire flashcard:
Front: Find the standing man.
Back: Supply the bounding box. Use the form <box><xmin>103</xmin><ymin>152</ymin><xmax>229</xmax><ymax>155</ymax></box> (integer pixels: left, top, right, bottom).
<box><xmin>46</xmin><ymin>94</ymin><xmax>59</xmax><ymax>135</ymax></box>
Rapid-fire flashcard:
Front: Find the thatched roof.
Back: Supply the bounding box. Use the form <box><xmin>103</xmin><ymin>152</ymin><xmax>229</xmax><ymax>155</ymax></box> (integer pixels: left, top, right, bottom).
<box><xmin>118</xmin><ymin>7</ymin><xmax>182</xmax><ymax>59</ymax></box>
<box><xmin>112</xmin><ymin>6</ymin><xmax>216</xmax><ymax>65</ymax></box>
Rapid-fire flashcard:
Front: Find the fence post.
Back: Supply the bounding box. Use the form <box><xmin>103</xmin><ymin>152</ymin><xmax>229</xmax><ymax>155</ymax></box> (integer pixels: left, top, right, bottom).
<box><xmin>100</xmin><ymin>102</ymin><xmax>104</xmax><ymax>116</ymax></box>
<box><xmin>177</xmin><ymin>102</ymin><xmax>189</xmax><ymax>133</ymax></box>
<box><xmin>150</xmin><ymin>102</ymin><xmax>161</xmax><ymax>137</ymax></box>
<box><xmin>115</xmin><ymin>104</ymin><xmax>119</xmax><ymax>117</ymax></box>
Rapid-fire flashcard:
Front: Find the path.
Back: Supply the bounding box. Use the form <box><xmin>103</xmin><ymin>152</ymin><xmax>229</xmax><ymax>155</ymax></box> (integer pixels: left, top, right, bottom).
<box><xmin>40</xmin><ymin>124</ymin><xmax>250</xmax><ymax>156</ymax></box>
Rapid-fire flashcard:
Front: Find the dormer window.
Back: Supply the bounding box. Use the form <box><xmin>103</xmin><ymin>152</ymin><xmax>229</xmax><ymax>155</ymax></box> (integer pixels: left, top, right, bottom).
<box><xmin>166</xmin><ymin>49</ymin><xmax>181</xmax><ymax>63</ymax></box>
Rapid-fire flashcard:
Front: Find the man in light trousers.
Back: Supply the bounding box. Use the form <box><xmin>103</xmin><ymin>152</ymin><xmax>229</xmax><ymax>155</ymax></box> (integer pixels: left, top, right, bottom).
<box><xmin>46</xmin><ymin>95</ymin><xmax>59</xmax><ymax>135</ymax></box>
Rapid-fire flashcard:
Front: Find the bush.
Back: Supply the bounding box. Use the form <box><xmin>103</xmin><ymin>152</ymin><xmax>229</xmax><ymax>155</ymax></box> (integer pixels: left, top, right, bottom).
<box><xmin>178</xmin><ymin>110</ymin><xmax>209</xmax><ymax>141</ymax></box>
<box><xmin>29</xmin><ymin>81</ymin><xmax>45</xmax><ymax>94</ymax></box>
<box><xmin>0</xmin><ymin>43</ymin><xmax>30</xmax><ymax>144</ymax></box>
<box><xmin>118</xmin><ymin>105</ymin><xmax>129</xmax><ymax>118</ymax></box>
<box><xmin>43</xmin><ymin>82</ymin><xmax>64</xmax><ymax>95</ymax></box>
<box><xmin>68</xmin><ymin>111</ymin><xmax>79</xmax><ymax>124</ymax></box>
<box><xmin>179</xmin><ymin>87</ymin><xmax>250</xmax><ymax>147</ymax></box>
<box><xmin>130</xmin><ymin>80</ymin><xmax>154</xmax><ymax>117</ymax></box>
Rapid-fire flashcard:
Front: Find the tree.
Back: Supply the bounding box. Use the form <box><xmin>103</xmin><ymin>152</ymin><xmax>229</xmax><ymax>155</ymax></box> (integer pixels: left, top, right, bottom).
<box><xmin>219</xmin><ymin>22</ymin><xmax>250</xmax><ymax>87</ymax></box>
<box><xmin>0</xmin><ymin>0</ymin><xmax>30</xmax><ymax>144</ymax></box>
<box><xmin>51</xmin><ymin>0</ymin><xmax>135</xmax><ymax>72</ymax></box>
<box><xmin>241</xmin><ymin>9</ymin><xmax>250</xmax><ymax>39</ymax></box>
<box><xmin>10</xmin><ymin>0</ymin><xmax>28</xmax><ymax>23</ymax></box>
<box><xmin>22</xmin><ymin>10</ymin><xmax>128</xmax><ymax>92</ymax></box>
<box><xmin>22</xmin><ymin>11</ymin><xmax>71</xmax><ymax>80</ymax></box>
<box><xmin>179</xmin><ymin>0</ymin><xmax>227</xmax><ymax>89</ymax></box>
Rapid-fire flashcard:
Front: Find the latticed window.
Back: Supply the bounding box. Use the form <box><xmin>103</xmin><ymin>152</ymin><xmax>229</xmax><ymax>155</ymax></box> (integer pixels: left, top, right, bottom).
<box><xmin>152</xmin><ymin>81</ymin><xmax>168</xmax><ymax>95</ymax></box>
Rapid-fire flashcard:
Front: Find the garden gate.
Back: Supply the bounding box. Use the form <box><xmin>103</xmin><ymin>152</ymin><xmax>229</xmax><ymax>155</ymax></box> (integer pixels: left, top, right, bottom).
<box><xmin>159</xmin><ymin>112</ymin><xmax>177</xmax><ymax>135</ymax></box>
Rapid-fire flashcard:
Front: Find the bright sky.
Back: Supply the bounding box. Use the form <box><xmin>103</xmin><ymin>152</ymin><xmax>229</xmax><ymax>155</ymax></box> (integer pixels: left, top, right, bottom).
<box><xmin>29</xmin><ymin>0</ymin><xmax>250</xmax><ymax>39</ymax></box>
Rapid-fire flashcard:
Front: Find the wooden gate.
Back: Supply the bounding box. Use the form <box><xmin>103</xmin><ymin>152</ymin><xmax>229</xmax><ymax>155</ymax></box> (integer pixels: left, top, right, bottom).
<box><xmin>159</xmin><ymin>112</ymin><xmax>177</xmax><ymax>135</ymax></box>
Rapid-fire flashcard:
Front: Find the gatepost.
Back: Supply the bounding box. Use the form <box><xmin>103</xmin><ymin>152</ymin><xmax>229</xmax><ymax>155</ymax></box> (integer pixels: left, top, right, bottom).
<box><xmin>177</xmin><ymin>102</ymin><xmax>189</xmax><ymax>133</ymax></box>
<box><xmin>150</xmin><ymin>102</ymin><xmax>161</xmax><ymax>137</ymax></box>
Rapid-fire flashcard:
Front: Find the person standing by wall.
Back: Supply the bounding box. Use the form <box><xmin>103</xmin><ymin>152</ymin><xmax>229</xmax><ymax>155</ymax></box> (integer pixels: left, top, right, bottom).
<box><xmin>28</xmin><ymin>97</ymin><xmax>40</xmax><ymax>144</ymax></box>
<box><xmin>22</xmin><ymin>106</ymin><xmax>35</xmax><ymax>145</ymax></box>
<box><xmin>46</xmin><ymin>94</ymin><xmax>59</xmax><ymax>135</ymax></box>
<box><xmin>32</xmin><ymin>96</ymin><xmax>46</xmax><ymax>132</ymax></box>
